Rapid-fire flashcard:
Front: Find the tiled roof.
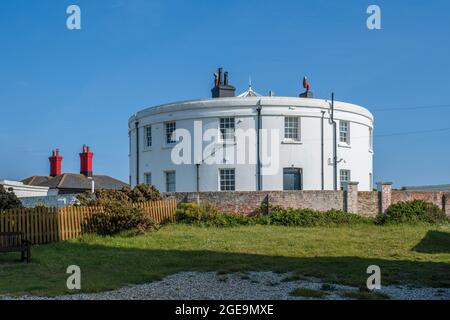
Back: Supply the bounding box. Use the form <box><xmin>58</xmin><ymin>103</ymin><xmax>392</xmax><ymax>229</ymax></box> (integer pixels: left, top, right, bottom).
<box><xmin>22</xmin><ymin>173</ymin><xmax>128</xmax><ymax>190</ymax></box>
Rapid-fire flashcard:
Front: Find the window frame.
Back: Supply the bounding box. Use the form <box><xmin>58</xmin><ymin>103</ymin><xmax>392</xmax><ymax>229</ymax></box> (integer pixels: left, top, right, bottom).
<box><xmin>339</xmin><ymin>169</ymin><xmax>351</xmax><ymax>190</ymax></box>
<box><xmin>164</xmin><ymin>121</ymin><xmax>177</xmax><ymax>145</ymax></box>
<box><xmin>165</xmin><ymin>171</ymin><xmax>176</xmax><ymax>192</ymax></box>
<box><xmin>219</xmin><ymin>117</ymin><xmax>236</xmax><ymax>143</ymax></box>
<box><xmin>339</xmin><ymin>120</ymin><xmax>350</xmax><ymax>144</ymax></box>
<box><xmin>284</xmin><ymin>116</ymin><xmax>301</xmax><ymax>141</ymax></box>
<box><xmin>144</xmin><ymin>172</ymin><xmax>152</xmax><ymax>186</ymax></box>
<box><xmin>219</xmin><ymin>168</ymin><xmax>236</xmax><ymax>191</ymax></box>
<box><xmin>144</xmin><ymin>125</ymin><xmax>152</xmax><ymax>149</ymax></box>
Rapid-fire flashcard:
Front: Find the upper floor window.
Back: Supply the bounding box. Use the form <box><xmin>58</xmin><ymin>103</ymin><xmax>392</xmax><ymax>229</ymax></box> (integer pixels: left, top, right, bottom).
<box><xmin>165</xmin><ymin>121</ymin><xmax>176</xmax><ymax>144</ymax></box>
<box><xmin>284</xmin><ymin>117</ymin><xmax>300</xmax><ymax>141</ymax></box>
<box><xmin>165</xmin><ymin>171</ymin><xmax>176</xmax><ymax>192</ymax></box>
<box><xmin>144</xmin><ymin>126</ymin><xmax>152</xmax><ymax>149</ymax></box>
<box><xmin>219</xmin><ymin>168</ymin><xmax>236</xmax><ymax>191</ymax></box>
<box><xmin>369</xmin><ymin>127</ymin><xmax>373</xmax><ymax>150</ymax></box>
<box><xmin>340</xmin><ymin>169</ymin><xmax>351</xmax><ymax>190</ymax></box>
<box><xmin>144</xmin><ymin>172</ymin><xmax>152</xmax><ymax>186</ymax></box>
<box><xmin>219</xmin><ymin>117</ymin><xmax>235</xmax><ymax>142</ymax></box>
<box><xmin>339</xmin><ymin>121</ymin><xmax>350</xmax><ymax>144</ymax></box>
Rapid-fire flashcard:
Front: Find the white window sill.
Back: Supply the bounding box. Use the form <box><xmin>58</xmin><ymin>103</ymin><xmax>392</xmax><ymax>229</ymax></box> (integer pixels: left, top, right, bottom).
<box><xmin>282</xmin><ymin>139</ymin><xmax>302</xmax><ymax>145</ymax></box>
<box><xmin>338</xmin><ymin>143</ymin><xmax>351</xmax><ymax>149</ymax></box>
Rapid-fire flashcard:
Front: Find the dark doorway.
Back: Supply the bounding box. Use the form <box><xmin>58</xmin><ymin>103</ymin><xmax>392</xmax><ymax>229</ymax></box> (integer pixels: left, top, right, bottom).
<box><xmin>283</xmin><ymin>168</ymin><xmax>302</xmax><ymax>190</ymax></box>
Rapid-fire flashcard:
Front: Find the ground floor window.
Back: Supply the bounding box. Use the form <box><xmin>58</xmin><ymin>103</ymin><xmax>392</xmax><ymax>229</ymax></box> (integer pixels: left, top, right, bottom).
<box><xmin>144</xmin><ymin>172</ymin><xmax>152</xmax><ymax>186</ymax></box>
<box><xmin>219</xmin><ymin>169</ymin><xmax>235</xmax><ymax>191</ymax></box>
<box><xmin>340</xmin><ymin>169</ymin><xmax>351</xmax><ymax>189</ymax></box>
<box><xmin>165</xmin><ymin>171</ymin><xmax>176</xmax><ymax>192</ymax></box>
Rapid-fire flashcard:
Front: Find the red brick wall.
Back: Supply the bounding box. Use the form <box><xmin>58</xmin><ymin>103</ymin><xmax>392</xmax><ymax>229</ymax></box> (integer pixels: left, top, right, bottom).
<box><xmin>163</xmin><ymin>191</ymin><xmax>344</xmax><ymax>214</ymax></box>
<box><xmin>391</xmin><ymin>191</ymin><xmax>444</xmax><ymax>208</ymax></box>
<box><xmin>163</xmin><ymin>190</ymin><xmax>450</xmax><ymax>217</ymax></box>
<box><xmin>357</xmin><ymin>191</ymin><xmax>379</xmax><ymax>217</ymax></box>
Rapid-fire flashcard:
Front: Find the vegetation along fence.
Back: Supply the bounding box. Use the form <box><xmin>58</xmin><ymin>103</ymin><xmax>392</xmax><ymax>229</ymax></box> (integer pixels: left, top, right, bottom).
<box><xmin>0</xmin><ymin>199</ymin><xmax>177</xmax><ymax>244</ymax></box>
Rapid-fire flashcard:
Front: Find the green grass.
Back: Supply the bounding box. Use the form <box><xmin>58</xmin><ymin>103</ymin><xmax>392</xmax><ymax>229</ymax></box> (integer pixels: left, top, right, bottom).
<box><xmin>290</xmin><ymin>287</ymin><xmax>326</xmax><ymax>298</ymax></box>
<box><xmin>1</xmin><ymin>224</ymin><xmax>449</xmax><ymax>296</ymax></box>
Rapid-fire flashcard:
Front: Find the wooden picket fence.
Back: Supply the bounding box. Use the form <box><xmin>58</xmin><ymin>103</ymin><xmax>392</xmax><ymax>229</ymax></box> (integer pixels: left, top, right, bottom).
<box><xmin>0</xmin><ymin>199</ymin><xmax>177</xmax><ymax>244</ymax></box>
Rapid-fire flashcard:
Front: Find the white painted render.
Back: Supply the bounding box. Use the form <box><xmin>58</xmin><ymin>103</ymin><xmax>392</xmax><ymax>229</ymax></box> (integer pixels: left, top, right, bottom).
<box><xmin>129</xmin><ymin>96</ymin><xmax>374</xmax><ymax>191</ymax></box>
<box><xmin>0</xmin><ymin>180</ymin><xmax>50</xmax><ymax>198</ymax></box>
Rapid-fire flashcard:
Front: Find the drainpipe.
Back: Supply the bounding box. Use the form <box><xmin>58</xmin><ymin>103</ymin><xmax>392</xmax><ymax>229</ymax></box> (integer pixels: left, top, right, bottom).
<box><xmin>196</xmin><ymin>163</ymin><xmax>200</xmax><ymax>192</ymax></box>
<box><xmin>329</xmin><ymin>93</ymin><xmax>338</xmax><ymax>191</ymax></box>
<box><xmin>135</xmin><ymin>120</ymin><xmax>140</xmax><ymax>185</ymax></box>
<box><xmin>321</xmin><ymin>111</ymin><xmax>325</xmax><ymax>190</ymax></box>
<box><xmin>256</xmin><ymin>102</ymin><xmax>262</xmax><ymax>191</ymax></box>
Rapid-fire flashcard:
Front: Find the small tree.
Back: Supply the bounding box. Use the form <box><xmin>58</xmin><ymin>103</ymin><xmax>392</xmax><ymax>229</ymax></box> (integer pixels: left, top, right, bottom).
<box><xmin>77</xmin><ymin>184</ymin><xmax>161</xmax><ymax>206</ymax></box>
<box><xmin>0</xmin><ymin>185</ymin><xmax>23</xmax><ymax>210</ymax></box>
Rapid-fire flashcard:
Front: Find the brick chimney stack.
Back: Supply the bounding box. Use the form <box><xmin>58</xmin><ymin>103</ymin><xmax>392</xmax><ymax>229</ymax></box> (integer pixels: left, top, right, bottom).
<box><xmin>49</xmin><ymin>149</ymin><xmax>63</xmax><ymax>177</ymax></box>
<box><xmin>79</xmin><ymin>145</ymin><xmax>94</xmax><ymax>177</ymax></box>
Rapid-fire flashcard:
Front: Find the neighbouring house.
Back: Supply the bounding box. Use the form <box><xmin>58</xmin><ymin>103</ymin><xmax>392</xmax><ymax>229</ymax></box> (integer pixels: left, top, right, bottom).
<box><xmin>0</xmin><ymin>180</ymin><xmax>49</xmax><ymax>198</ymax></box>
<box><xmin>22</xmin><ymin>146</ymin><xmax>128</xmax><ymax>195</ymax></box>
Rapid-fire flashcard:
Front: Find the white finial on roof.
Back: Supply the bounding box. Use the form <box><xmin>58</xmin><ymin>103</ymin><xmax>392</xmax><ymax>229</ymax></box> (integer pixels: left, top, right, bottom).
<box><xmin>238</xmin><ymin>76</ymin><xmax>262</xmax><ymax>98</ymax></box>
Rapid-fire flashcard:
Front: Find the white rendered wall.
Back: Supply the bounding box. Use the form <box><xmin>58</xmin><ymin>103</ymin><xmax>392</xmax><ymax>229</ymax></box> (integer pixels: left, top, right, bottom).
<box><xmin>129</xmin><ymin>97</ymin><xmax>374</xmax><ymax>192</ymax></box>
<box><xmin>0</xmin><ymin>180</ymin><xmax>50</xmax><ymax>198</ymax></box>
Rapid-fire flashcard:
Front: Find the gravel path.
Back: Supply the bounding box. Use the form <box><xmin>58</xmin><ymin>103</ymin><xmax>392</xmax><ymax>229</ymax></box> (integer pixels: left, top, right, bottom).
<box><xmin>2</xmin><ymin>271</ymin><xmax>449</xmax><ymax>300</ymax></box>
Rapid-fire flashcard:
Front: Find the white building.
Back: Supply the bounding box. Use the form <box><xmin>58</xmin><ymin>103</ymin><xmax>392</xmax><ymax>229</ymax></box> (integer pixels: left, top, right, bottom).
<box><xmin>129</xmin><ymin>70</ymin><xmax>374</xmax><ymax>192</ymax></box>
<box><xmin>0</xmin><ymin>180</ymin><xmax>49</xmax><ymax>198</ymax></box>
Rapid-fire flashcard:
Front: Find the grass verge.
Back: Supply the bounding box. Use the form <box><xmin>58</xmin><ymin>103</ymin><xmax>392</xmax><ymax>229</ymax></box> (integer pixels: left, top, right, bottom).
<box><xmin>0</xmin><ymin>224</ymin><xmax>449</xmax><ymax>296</ymax></box>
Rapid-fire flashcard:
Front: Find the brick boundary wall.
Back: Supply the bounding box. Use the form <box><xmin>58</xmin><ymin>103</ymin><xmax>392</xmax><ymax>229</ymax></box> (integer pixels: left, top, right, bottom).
<box><xmin>163</xmin><ymin>182</ymin><xmax>450</xmax><ymax>217</ymax></box>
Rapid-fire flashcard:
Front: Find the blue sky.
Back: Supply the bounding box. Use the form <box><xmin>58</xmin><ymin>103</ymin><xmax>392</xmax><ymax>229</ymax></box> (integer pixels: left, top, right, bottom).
<box><xmin>0</xmin><ymin>0</ymin><xmax>449</xmax><ymax>187</ymax></box>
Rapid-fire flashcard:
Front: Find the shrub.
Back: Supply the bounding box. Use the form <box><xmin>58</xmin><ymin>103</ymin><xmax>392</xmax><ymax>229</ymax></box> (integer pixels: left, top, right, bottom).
<box><xmin>0</xmin><ymin>185</ymin><xmax>23</xmax><ymax>210</ymax></box>
<box><xmin>175</xmin><ymin>202</ymin><xmax>256</xmax><ymax>227</ymax></box>
<box><xmin>375</xmin><ymin>200</ymin><xmax>449</xmax><ymax>225</ymax></box>
<box><xmin>267</xmin><ymin>207</ymin><xmax>372</xmax><ymax>227</ymax></box>
<box><xmin>175</xmin><ymin>202</ymin><xmax>371</xmax><ymax>227</ymax></box>
<box><xmin>87</xmin><ymin>202</ymin><xmax>158</xmax><ymax>235</ymax></box>
<box><xmin>77</xmin><ymin>184</ymin><xmax>161</xmax><ymax>206</ymax></box>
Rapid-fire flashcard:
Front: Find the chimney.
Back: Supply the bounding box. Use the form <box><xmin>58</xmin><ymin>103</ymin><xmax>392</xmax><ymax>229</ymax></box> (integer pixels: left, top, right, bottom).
<box><xmin>79</xmin><ymin>145</ymin><xmax>94</xmax><ymax>177</ymax></box>
<box><xmin>49</xmin><ymin>149</ymin><xmax>63</xmax><ymax>177</ymax></box>
<box><xmin>211</xmin><ymin>67</ymin><xmax>236</xmax><ymax>98</ymax></box>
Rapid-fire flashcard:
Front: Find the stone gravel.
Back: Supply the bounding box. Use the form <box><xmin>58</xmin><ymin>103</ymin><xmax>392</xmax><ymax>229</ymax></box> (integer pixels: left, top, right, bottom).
<box><xmin>2</xmin><ymin>271</ymin><xmax>449</xmax><ymax>300</ymax></box>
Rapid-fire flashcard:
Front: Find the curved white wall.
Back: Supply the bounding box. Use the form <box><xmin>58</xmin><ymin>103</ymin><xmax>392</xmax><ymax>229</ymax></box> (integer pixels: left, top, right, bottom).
<box><xmin>129</xmin><ymin>97</ymin><xmax>374</xmax><ymax>191</ymax></box>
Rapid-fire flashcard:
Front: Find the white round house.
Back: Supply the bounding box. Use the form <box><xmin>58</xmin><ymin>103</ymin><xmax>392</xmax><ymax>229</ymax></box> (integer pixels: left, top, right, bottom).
<box><xmin>129</xmin><ymin>69</ymin><xmax>374</xmax><ymax>192</ymax></box>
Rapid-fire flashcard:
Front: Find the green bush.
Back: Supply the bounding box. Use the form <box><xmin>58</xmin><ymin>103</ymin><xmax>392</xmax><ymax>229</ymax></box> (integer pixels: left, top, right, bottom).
<box><xmin>267</xmin><ymin>207</ymin><xmax>372</xmax><ymax>227</ymax></box>
<box><xmin>175</xmin><ymin>202</ymin><xmax>371</xmax><ymax>227</ymax></box>
<box><xmin>77</xmin><ymin>184</ymin><xmax>161</xmax><ymax>206</ymax></box>
<box><xmin>0</xmin><ymin>185</ymin><xmax>23</xmax><ymax>210</ymax></box>
<box><xmin>375</xmin><ymin>200</ymin><xmax>449</xmax><ymax>225</ymax></box>
<box><xmin>87</xmin><ymin>202</ymin><xmax>158</xmax><ymax>235</ymax></box>
<box><xmin>175</xmin><ymin>202</ymin><xmax>256</xmax><ymax>227</ymax></box>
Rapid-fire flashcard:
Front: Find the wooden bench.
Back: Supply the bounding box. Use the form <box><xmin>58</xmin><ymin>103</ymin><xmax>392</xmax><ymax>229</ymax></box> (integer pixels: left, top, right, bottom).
<box><xmin>0</xmin><ymin>232</ymin><xmax>31</xmax><ymax>263</ymax></box>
